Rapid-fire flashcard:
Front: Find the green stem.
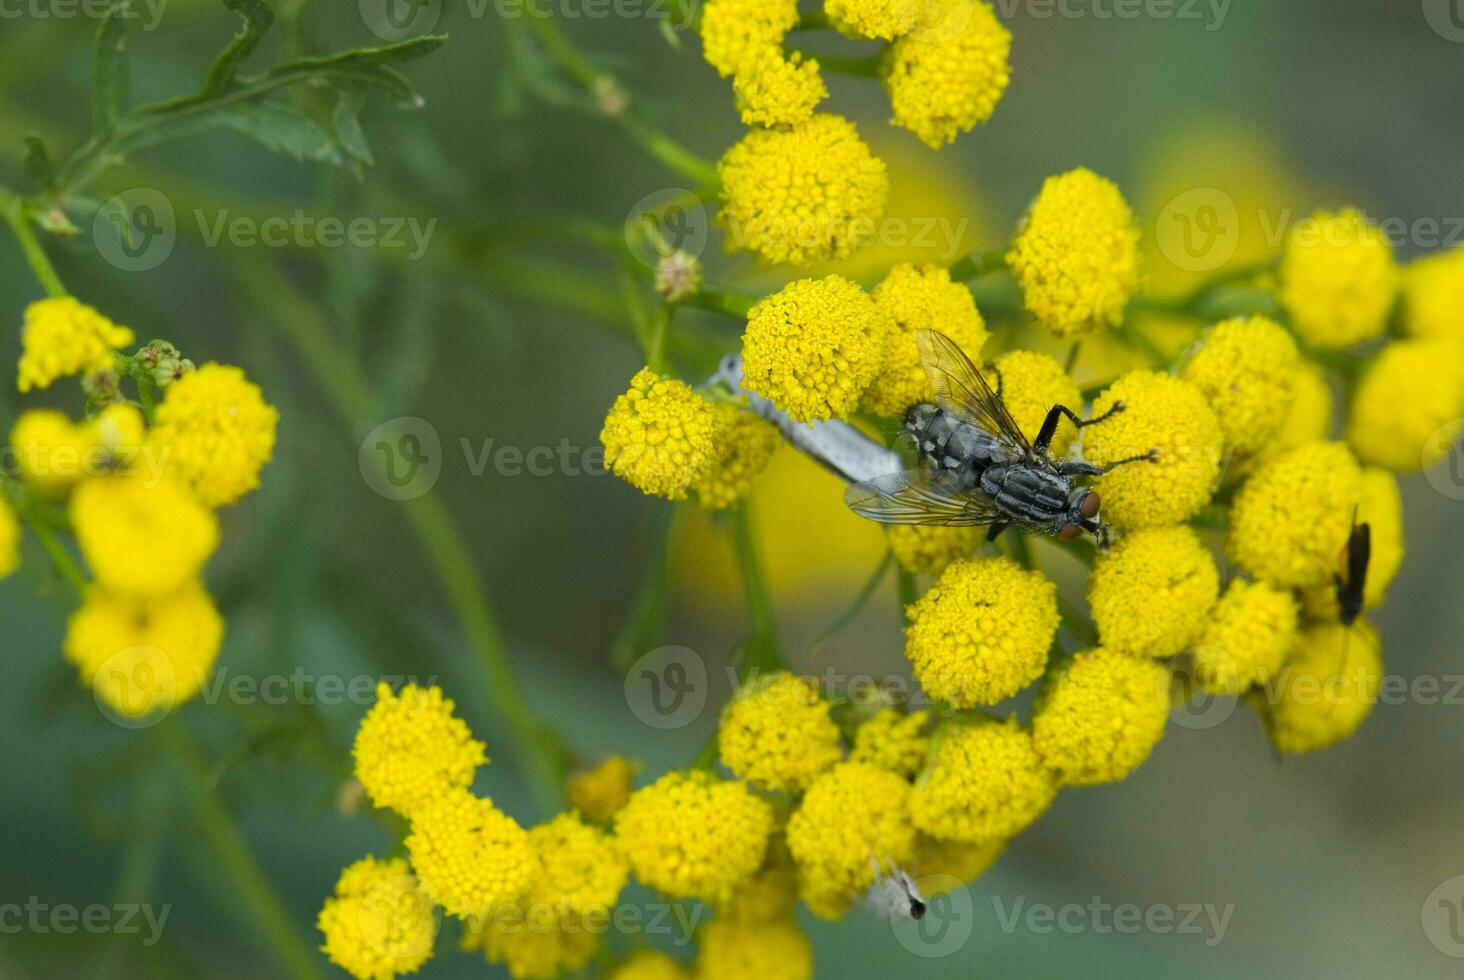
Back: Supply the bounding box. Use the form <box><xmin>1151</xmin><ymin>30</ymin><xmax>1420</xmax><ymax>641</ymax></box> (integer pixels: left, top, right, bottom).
<box><xmin>681</xmin><ymin>289</ymin><xmax>757</xmax><ymax>319</ymax></box>
<box><xmin>803</xmin><ymin>553</ymin><xmax>892</xmax><ymax>660</ymax></box>
<box><xmin>730</xmin><ymin>500</ymin><xmax>784</xmax><ymax>676</ymax></box>
<box><xmin>0</xmin><ymin>186</ymin><xmax>67</xmax><ymax>297</ymax></box>
<box><xmin>896</xmin><ymin>568</ymin><xmax>918</xmax><ymax>620</ymax></box>
<box><xmin>790</xmin><ymin>48</ymin><xmax>885</xmax><ymax>77</ymax></box>
<box><xmin>949</xmin><ymin>247</ymin><xmax>1010</xmax><ymax>282</ymax></box>
<box><xmin>161</xmin><ymin>722</ymin><xmax>322</xmax><ymax>980</ymax></box>
<box><xmin>794</xmin><ymin>10</ymin><xmax>831</xmax><ymax>29</ymax></box>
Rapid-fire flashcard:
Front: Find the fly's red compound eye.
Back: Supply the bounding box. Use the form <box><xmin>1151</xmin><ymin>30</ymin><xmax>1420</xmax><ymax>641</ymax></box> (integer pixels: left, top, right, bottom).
<box><xmin>1079</xmin><ymin>491</ymin><xmax>1101</xmax><ymax>519</ymax></box>
<box><xmin>1059</xmin><ymin>524</ymin><xmax>1082</xmax><ymax>541</ymax></box>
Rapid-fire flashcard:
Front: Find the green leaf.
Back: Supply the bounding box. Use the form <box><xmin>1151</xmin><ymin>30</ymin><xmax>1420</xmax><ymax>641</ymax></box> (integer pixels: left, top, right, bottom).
<box><xmin>264</xmin><ymin>35</ymin><xmax>447</xmax><ymax>106</ymax></box>
<box><xmin>127</xmin><ymin>99</ymin><xmax>343</xmax><ymax>166</ymax></box>
<box><xmin>200</xmin><ymin>0</ymin><xmax>276</xmax><ymax>99</ymax></box>
<box><xmin>332</xmin><ymin>91</ymin><xmax>374</xmax><ymax>168</ymax></box>
<box><xmin>92</xmin><ymin>2</ymin><xmax>133</xmax><ymax>136</ymax></box>
<box><xmin>22</xmin><ymin>135</ymin><xmax>54</xmax><ymax>193</ymax></box>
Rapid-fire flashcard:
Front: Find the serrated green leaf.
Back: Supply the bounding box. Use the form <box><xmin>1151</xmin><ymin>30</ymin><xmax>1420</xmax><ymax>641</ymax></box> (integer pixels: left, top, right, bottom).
<box><xmin>92</xmin><ymin>2</ymin><xmax>133</xmax><ymax>136</ymax></box>
<box><xmin>22</xmin><ymin>135</ymin><xmax>54</xmax><ymax>193</ymax></box>
<box><xmin>127</xmin><ymin>99</ymin><xmax>343</xmax><ymax>166</ymax></box>
<box><xmin>332</xmin><ymin>91</ymin><xmax>374</xmax><ymax>167</ymax></box>
<box><xmin>201</xmin><ymin>0</ymin><xmax>276</xmax><ymax>98</ymax></box>
<box><xmin>264</xmin><ymin>34</ymin><xmax>446</xmax><ymax>78</ymax></box>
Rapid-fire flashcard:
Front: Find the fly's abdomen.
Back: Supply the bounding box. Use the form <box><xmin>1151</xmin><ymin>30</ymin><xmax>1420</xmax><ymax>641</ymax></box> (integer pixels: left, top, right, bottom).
<box><xmin>906</xmin><ymin>405</ymin><xmax>1007</xmax><ymax>479</ymax></box>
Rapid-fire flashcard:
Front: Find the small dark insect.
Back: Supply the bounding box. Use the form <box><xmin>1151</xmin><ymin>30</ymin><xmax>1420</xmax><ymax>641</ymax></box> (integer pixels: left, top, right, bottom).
<box><xmin>844</xmin><ymin>329</ymin><xmax>1156</xmax><ymax>548</ymax></box>
<box><xmin>864</xmin><ymin>863</ymin><xmax>926</xmax><ymax>922</ymax></box>
<box><xmin>1335</xmin><ymin>507</ymin><xmax>1372</xmax><ymax>627</ymax></box>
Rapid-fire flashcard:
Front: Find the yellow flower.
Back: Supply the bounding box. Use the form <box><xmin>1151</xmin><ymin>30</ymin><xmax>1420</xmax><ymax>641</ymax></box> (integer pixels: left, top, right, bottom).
<box><xmin>1235</xmin><ymin>360</ymin><xmax>1332</xmax><ymax>477</ymax></box>
<box><xmin>1301</xmin><ymin>467</ymin><xmax>1405</xmax><ymax>619</ymax></box>
<box><xmin>567</xmin><ymin>756</ymin><xmax>637</xmax><ymax>823</ymax></box>
<box><xmin>904</xmin><ymin>556</ymin><xmax>1058</xmax><ymax>707</ymax></box>
<box><xmin>1090</xmin><ymin>525</ymin><xmax>1219</xmax><ymax>659</ymax></box>
<box><xmin>720</xmin><ymin>864</ymin><xmax>798</xmax><ymax>924</ymax></box>
<box><xmin>601</xmin><ymin>368</ymin><xmax>721</xmax><ymax>500</ymax></box>
<box><xmin>695</xmin><ymin>916</ymin><xmax>812</xmax><ymax>980</ymax></box>
<box><xmin>352</xmin><ymin>682</ymin><xmax>487</xmax><ymax>818</ymax></box>
<box><xmin>785</xmin><ymin>761</ymin><xmax>915</xmax><ymax>919</ymax></box>
<box><xmin>614</xmin><ymin>771</ymin><xmax>772</xmax><ymax>903</ymax></box>
<box><xmin>827</xmin><ymin>0</ymin><xmax>921</xmax><ymax>39</ymax></box>
<box><xmin>16</xmin><ymin>297</ymin><xmax>134</xmax><ymax>393</ymax></box>
<box><xmin>1279</xmin><ymin>208</ymin><xmax>1400</xmax><ymax>349</ymax></box>
<box><xmin>1181</xmin><ymin>315</ymin><xmax>1299</xmax><ymax>457</ymax></box>
<box><xmin>851</xmin><ymin>708</ymin><xmax>930</xmax><ymax>777</ymax></box>
<box><xmin>149</xmin><ymin>363</ymin><xmax>278</xmax><ymax>507</ymax></box>
<box><xmin>611</xmin><ymin>950</ymin><xmax>690</xmax><ymax>980</ymax></box>
<box><xmin>1254</xmin><ymin>619</ymin><xmax>1382</xmax><ymax>754</ymax></box>
<box><xmin>911</xmin><ymin>718</ymin><xmax>1055</xmax><ymax>844</ymax></box>
<box><xmin>466</xmin><ymin>903</ymin><xmax>597</xmax><ymax>980</ymax></box>
<box><xmin>718</xmin><ymin>671</ymin><xmax>842</xmax><ymax>792</ymax></box>
<box><xmin>64</xmin><ymin>583</ymin><xmax>223</xmax><ymax>719</ymax></box>
<box><xmin>884</xmin><ymin>524</ymin><xmax>981</xmax><ymax>576</ymax></box>
<box><xmin>740</xmin><ymin>276</ymin><xmax>888</xmax><ymax>422</ymax></box>
<box><xmin>863</xmin><ymin>263</ymin><xmax>988</xmax><ymax>418</ymax></box>
<box><xmin>698</xmin><ymin>0</ymin><xmax>798</xmax><ymax>77</ymax></box>
<box><xmin>1346</xmin><ymin>338</ymin><xmax>1464</xmax><ymax>473</ymax></box>
<box><xmin>1031</xmin><ymin>648</ymin><xmax>1169</xmax><ymax>786</ymax></box>
<box><xmin>11</xmin><ymin>405</ymin><xmax>149</xmax><ymax>499</ymax></box>
<box><xmin>404</xmin><ymin>788</ymin><xmax>534</xmax><ymax>920</ymax></box>
<box><xmin>733</xmin><ymin>50</ymin><xmax>826</xmax><ymax>127</ymax></box>
<box><xmin>1009</xmin><ymin>169</ymin><xmax>1142</xmax><ymax>337</ymax></box>
<box><xmin>885</xmin><ymin>0</ymin><xmax>1012</xmax><ymax>147</ymax></box>
<box><xmin>70</xmin><ymin>473</ymin><xmax>219</xmax><ymax>598</ymax></box>
<box><xmin>1401</xmin><ymin>247</ymin><xmax>1464</xmax><ymax>343</ymax></box>
<box><xmin>317</xmin><ymin>856</ymin><xmax>437</xmax><ymax>980</ymax></box>
<box><xmin>991</xmin><ymin>349</ymin><xmax>1083</xmax><ymax>454</ymax></box>
<box><xmin>911</xmin><ymin>834</ymin><xmax>1005</xmax><ymax>894</ymax></box>
<box><xmin>718</xmin><ymin>114</ymin><xmax>889</xmax><ymax>266</ymax></box>
<box><xmin>695</xmin><ymin>404</ymin><xmax>780</xmax><ymax>511</ymax></box>
<box><xmin>527</xmin><ymin>812</ymin><xmax>628</xmax><ymax>914</ymax></box>
<box><xmin>1192</xmin><ymin>580</ymin><xmax>1298</xmax><ymax>695</ymax></box>
<box><xmin>0</xmin><ymin>495</ymin><xmax>18</xmax><ymax>579</ymax></box>
<box><xmin>1084</xmin><ymin>370</ymin><xmax>1222</xmax><ymax>529</ymax></box>
<box><xmin>1227</xmin><ymin>441</ymin><xmax>1362</xmax><ymax>589</ymax></box>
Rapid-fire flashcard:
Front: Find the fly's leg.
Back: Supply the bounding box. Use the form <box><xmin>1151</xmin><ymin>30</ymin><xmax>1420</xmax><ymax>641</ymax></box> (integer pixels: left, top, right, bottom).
<box><xmin>1057</xmin><ymin>449</ymin><xmax>1159</xmax><ymax>478</ymax></box>
<box><xmin>986</xmin><ymin>521</ymin><xmax>1010</xmax><ymax>543</ymax></box>
<box><xmin>1033</xmin><ymin>401</ymin><xmax>1127</xmax><ymax>456</ymax></box>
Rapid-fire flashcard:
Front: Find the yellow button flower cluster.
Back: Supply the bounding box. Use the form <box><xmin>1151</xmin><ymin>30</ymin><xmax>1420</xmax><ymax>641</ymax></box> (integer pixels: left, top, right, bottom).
<box><xmin>1279</xmin><ymin>208</ymin><xmax>1399</xmax><ymax>349</ymax></box>
<box><xmin>1089</xmin><ymin>525</ymin><xmax>1219</xmax><ymax>659</ymax></box>
<box><xmin>1254</xmin><ymin>620</ymin><xmax>1383</xmax><ymax>754</ymax></box>
<box><xmin>1401</xmin><ymin>246</ymin><xmax>1464</xmax><ymax>343</ymax></box>
<box><xmin>850</xmin><ymin>708</ymin><xmax>930</xmax><ymax>776</ymax></box>
<box><xmin>1346</xmin><ymin>338</ymin><xmax>1464</xmax><ymax>472</ymax></box>
<box><xmin>885</xmin><ymin>523</ymin><xmax>983</xmax><ymax>576</ymax></box>
<box><xmin>990</xmin><ymin>349</ymin><xmax>1083</xmax><ymax>454</ymax></box>
<box><xmin>885</xmin><ymin>0</ymin><xmax>1013</xmax><ymax>147</ymax></box>
<box><xmin>827</xmin><ymin>0</ymin><xmax>922</xmax><ymax>39</ymax></box>
<box><xmin>1181</xmin><ymin>315</ymin><xmax>1299</xmax><ymax>457</ymax></box>
<box><xmin>317</xmin><ymin>856</ymin><xmax>437</xmax><ymax>980</ymax></box>
<box><xmin>732</xmin><ymin>50</ymin><xmax>827</xmax><ymax>128</ymax></box>
<box><xmin>698</xmin><ymin>0</ymin><xmax>799</xmax><ymax>77</ymax></box>
<box><xmin>351</xmin><ymin>681</ymin><xmax>487</xmax><ymax>817</ymax></box>
<box><xmin>404</xmin><ymin>788</ymin><xmax>536</xmax><ymax>920</ymax></box>
<box><xmin>1192</xmin><ymin>579</ymin><xmax>1299</xmax><ymax>696</ymax></box>
<box><xmin>566</xmin><ymin>755</ymin><xmax>637</xmax><ymax>823</ymax></box>
<box><xmin>717</xmin><ymin>671</ymin><xmax>842</xmax><ymax>791</ymax></box>
<box><xmin>911</xmin><ymin>717</ymin><xmax>1056</xmax><ymax>844</ymax></box>
<box><xmin>0</xmin><ymin>497</ymin><xmax>17</xmax><ymax>580</ymax></box>
<box><xmin>149</xmin><ymin>363</ymin><xmax>280</xmax><ymax>507</ymax></box>
<box><xmin>694</xmin><ymin>403</ymin><xmax>781</xmax><ymax>510</ymax></box>
<box><xmin>16</xmin><ymin>297</ymin><xmax>134</xmax><ymax>393</ymax></box>
<box><xmin>608</xmin><ymin>950</ymin><xmax>690</xmax><ymax>980</ymax></box>
<box><xmin>695</xmin><ymin>915</ymin><xmax>813</xmax><ymax>980</ymax></box>
<box><xmin>600</xmin><ymin>367</ymin><xmax>721</xmax><ymax>499</ymax></box>
<box><xmin>1031</xmin><ymin>648</ymin><xmax>1170</xmax><ymax>786</ymax></box>
<box><xmin>863</xmin><ymin>262</ymin><xmax>988</xmax><ymax>417</ymax></box>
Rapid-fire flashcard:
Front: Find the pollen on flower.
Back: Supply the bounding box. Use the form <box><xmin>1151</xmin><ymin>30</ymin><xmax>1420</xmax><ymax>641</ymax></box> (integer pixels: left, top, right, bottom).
<box><xmin>609</xmin><ymin>950</ymin><xmax>690</xmax><ymax>980</ymax></box>
<box><xmin>695</xmin><ymin>403</ymin><xmax>780</xmax><ymax>511</ymax></box>
<box><xmin>718</xmin><ymin>671</ymin><xmax>842</xmax><ymax>792</ymax></box>
<box><xmin>991</xmin><ymin>349</ymin><xmax>1083</xmax><ymax>454</ymax></box>
<box><xmin>1031</xmin><ymin>648</ymin><xmax>1169</xmax><ymax>786</ymax></box>
<box><xmin>1253</xmin><ymin>619</ymin><xmax>1382</xmax><ymax>754</ymax></box>
<box><xmin>526</xmin><ymin>812</ymin><xmax>628</xmax><ymax>915</ymax></box>
<box><xmin>885</xmin><ymin>0</ymin><xmax>1012</xmax><ymax>147</ymax></box>
<box><xmin>352</xmin><ymin>682</ymin><xmax>487</xmax><ymax>818</ymax></box>
<box><xmin>1008</xmin><ymin>168</ymin><xmax>1142</xmax><ymax>337</ymax></box>
<box><xmin>1227</xmin><ymin>441</ymin><xmax>1362</xmax><ymax>590</ymax></box>
<box><xmin>1302</xmin><ymin>467</ymin><xmax>1404</xmax><ymax>619</ymax></box>
<box><xmin>904</xmin><ymin>556</ymin><xmax>1058</xmax><ymax>707</ymax></box>
<box><xmin>404</xmin><ymin>788</ymin><xmax>534</xmax><ymax>920</ymax></box>
<box><xmin>1181</xmin><ymin>315</ymin><xmax>1299</xmax><ymax>457</ymax></box>
<box><xmin>149</xmin><ymin>363</ymin><xmax>279</xmax><ymax>507</ymax></box>
<box><xmin>718</xmin><ymin>114</ymin><xmax>889</xmax><ymax>266</ymax></box>
<box><xmin>850</xmin><ymin>708</ymin><xmax>930</xmax><ymax>777</ymax></box>
<box><xmin>0</xmin><ymin>496</ymin><xmax>17</xmax><ymax>579</ymax></box>
<box><xmin>733</xmin><ymin>50</ymin><xmax>826</xmax><ymax>128</ymax></box>
<box><xmin>600</xmin><ymin>368</ymin><xmax>721</xmax><ymax>500</ymax></box>
<box><xmin>1192</xmin><ymin>579</ymin><xmax>1298</xmax><ymax>695</ymax></box>
<box><xmin>695</xmin><ymin>915</ymin><xmax>813</xmax><ymax>980</ymax></box>
<box><xmin>69</xmin><ymin>472</ymin><xmax>219</xmax><ymax>598</ymax></box>
<box><xmin>910</xmin><ymin>717</ymin><xmax>1055</xmax><ymax>844</ymax></box>
<box><xmin>1279</xmin><ymin>208</ymin><xmax>1400</xmax><ymax>349</ymax></box>
<box><xmin>613</xmin><ymin>770</ymin><xmax>772</xmax><ymax>903</ymax></box>
<box><xmin>17</xmin><ymin>297</ymin><xmax>134</xmax><ymax>393</ymax></box>
<box><xmin>317</xmin><ymin>856</ymin><xmax>437</xmax><ymax>980</ymax></box>
<box><xmin>1089</xmin><ymin>525</ymin><xmax>1219</xmax><ymax>659</ymax></box>
<box><xmin>64</xmin><ymin>583</ymin><xmax>223</xmax><ymax>719</ymax></box>
<box><xmin>785</xmin><ymin>761</ymin><xmax>916</xmax><ymax>919</ymax></box>
<box><xmin>1083</xmin><ymin>370</ymin><xmax>1222</xmax><ymax>529</ymax></box>
<box><xmin>884</xmin><ymin>523</ymin><xmax>981</xmax><ymax>576</ymax></box>
<box><xmin>827</xmin><ymin>0</ymin><xmax>922</xmax><ymax>39</ymax></box>
<box><xmin>698</xmin><ymin>0</ymin><xmax>798</xmax><ymax>77</ymax></box>
<box><xmin>1401</xmin><ymin>247</ymin><xmax>1464</xmax><ymax>343</ymax></box>
<box><xmin>740</xmin><ymin>275</ymin><xmax>889</xmax><ymax>422</ymax></box>
<box><xmin>567</xmin><ymin>756</ymin><xmax>637</xmax><ymax>823</ymax></box>
<box><xmin>1235</xmin><ymin>360</ymin><xmax>1333</xmax><ymax>477</ymax></box>
<box><xmin>1345</xmin><ymin>338</ymin><xmax>1464</xmax><ymax>473</ymax></box>
<box><xmin>863</xmin><ymin>263</ymin><xmax>988</xmax><ymax>418</ymax></box>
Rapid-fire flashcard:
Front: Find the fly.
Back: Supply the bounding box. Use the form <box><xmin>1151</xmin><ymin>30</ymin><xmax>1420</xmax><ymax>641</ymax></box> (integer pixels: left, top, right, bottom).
<box><xmin>844</xmin><ymin>329</ymin><xmax>1155</xmax><ymax>548</ymax></box>
<box><xmin>864</xmin><ymin>859</ymin><xmax>926</xmax><ymax>922</ymax></box>
<box><xmin>1335</xmin><ymin>507</ymin><xmax>1371</xmax><ymax>626</ymax></box>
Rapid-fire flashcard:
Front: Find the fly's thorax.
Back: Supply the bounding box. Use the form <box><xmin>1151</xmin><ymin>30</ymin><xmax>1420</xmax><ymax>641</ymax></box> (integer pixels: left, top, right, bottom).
<box><xmin>981</xmin><ymin>460</ymin><xmax>1074</xmax><ymax>526</ymax></box>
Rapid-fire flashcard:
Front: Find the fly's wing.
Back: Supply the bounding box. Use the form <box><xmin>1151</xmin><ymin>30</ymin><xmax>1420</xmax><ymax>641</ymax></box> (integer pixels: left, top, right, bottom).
<box><xmin>844</xmin><ymin>469</ymin><xmax>1003</xmax><ymax>527</ymax></box>
<box><xmin>916</xmin><ymin>329</ymin><xmax>1031</xmax><ymax>452</ymax></box>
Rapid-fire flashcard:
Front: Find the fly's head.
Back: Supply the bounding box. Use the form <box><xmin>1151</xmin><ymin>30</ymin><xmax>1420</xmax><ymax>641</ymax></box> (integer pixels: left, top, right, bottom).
<box><xmin>1058</xmin><ymin>487</ymin><xmax>1106</xmax><ymax>545</ymax></box>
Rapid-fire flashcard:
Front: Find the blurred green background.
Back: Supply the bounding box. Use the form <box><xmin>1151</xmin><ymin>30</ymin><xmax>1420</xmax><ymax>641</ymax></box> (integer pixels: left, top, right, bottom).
<box><xmin>3</xmin><ymin>0</ymin><xmax>1464</xmax><ymax>976</ymax></box>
